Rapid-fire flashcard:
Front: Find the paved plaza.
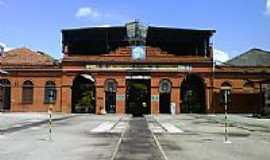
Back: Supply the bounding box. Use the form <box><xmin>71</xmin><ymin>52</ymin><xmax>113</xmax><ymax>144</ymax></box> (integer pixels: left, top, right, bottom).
<box><xmin>0</xmin><ymin>113</ymin><xmax>270</xmax><ymax>160</ymax></box>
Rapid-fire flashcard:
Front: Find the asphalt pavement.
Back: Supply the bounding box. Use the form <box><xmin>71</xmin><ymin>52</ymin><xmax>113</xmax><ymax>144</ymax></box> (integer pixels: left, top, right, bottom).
<box><xmin>1</xmin><ymin>113</ymin><xmax>270</xmax><ymax>160</ymax></box>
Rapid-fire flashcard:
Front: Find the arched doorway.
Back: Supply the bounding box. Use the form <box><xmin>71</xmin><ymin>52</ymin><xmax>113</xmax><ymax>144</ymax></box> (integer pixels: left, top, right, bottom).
<box><xmin>72</xmin><ymin>74</ymin><xmax>96</xmax><ymax>113</ymax></box>
<box><xmin>159</xmin><ymin>79</ymin><xmax>172</xmax><ymax>113</ymax></box>
<box><xmin>0</xmin><ymin>79</ymin><xmax>11</xmax><ymax>111</ymax></box>
<box><xmin>105</xmin><ymin>79</ymin><xmax>117</xmax><ymax>113</ymax></box>
<box><xmin>126</xmin><ymin>78</ymin><xmax>151</xmax><ymax>116</ymax></box>
<box><xmin>181</xmin><ymin>74</ymin><xmax>206</xmax><ymax>113</ymax></box>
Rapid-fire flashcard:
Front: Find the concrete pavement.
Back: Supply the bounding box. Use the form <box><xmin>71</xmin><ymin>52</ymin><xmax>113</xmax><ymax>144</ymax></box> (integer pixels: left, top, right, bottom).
<box><xmin>1</xmin><ymin>113</ymin><xmax>270</xmax><ymax>160</ymax></box>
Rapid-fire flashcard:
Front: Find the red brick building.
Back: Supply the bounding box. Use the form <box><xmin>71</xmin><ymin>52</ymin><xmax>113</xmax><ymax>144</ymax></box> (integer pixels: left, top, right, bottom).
<box><xmin>1</xmin><ymin>22</ymin><xmax>270</xmax><ymax>114</ymax></box>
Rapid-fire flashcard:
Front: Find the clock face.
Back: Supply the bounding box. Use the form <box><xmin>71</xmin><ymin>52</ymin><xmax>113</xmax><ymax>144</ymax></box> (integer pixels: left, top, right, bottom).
<box><xmin>132</xmin><ymin>46</ymin><xmax>145</xmax><ymax>60</ymax></box>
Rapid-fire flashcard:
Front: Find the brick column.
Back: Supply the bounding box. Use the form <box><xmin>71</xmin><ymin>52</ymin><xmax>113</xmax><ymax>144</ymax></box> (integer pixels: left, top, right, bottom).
<box><xmin>61</xmin><ymin>75</ymin><xmax>74</xmax><ymax>113</ymax></box>
<box><xmin>151</xmin><ymin>87</ymin><xmax>159</xmax><ymax>114</ymax></box>
<box><xmin>171</xmin><ymin>87</ymin><xmax>180</xmax><ymax>114</ymax></box>
<box><xmin>116</xmin><ymin>86</ymin><xmax>126</xmax><ymax>114</ymax></box>
<box><xmin>95</xmin><ymin>86</ymin><xmax>105</xmax><ymax>114</ymax></box>
<box><xmin>151</xmin><ymin>77</ymin><xmax>160</xmax><ymax>114</ymax></box>
<box><xmin>61</xmin><ymin>85</ymin><xmax>72</xmax><ymax>113</ymax></box>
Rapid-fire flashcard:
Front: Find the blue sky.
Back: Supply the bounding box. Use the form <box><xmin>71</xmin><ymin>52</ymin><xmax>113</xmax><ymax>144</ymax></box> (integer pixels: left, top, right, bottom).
<box><xmin>0</xmin><ymin>0</ymin><xmax>270</xmax><ymax>61</ymax></box>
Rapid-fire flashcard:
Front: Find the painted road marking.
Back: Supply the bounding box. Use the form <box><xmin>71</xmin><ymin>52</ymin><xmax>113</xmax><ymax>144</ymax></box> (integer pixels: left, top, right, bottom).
<box><xmin>148</xmin><ymin>123</ymin><xmax>166</xmax><ymax>133</ymax></box>
<box><xmin>91</xmin><ymin>122</ymin><xmax>115</xmax><ymax>133</ymax></box>
<box><xmin>161</xmin><ymin>123</ymin><xmax>183</xmax><ymax>133</ymax></box>
<box><xmin>0</xmin><ymin>134</ymin><xmax>7</xmax><ymax>139</ymax></box>
<box><xmin>110</xmin><ymin>122</ymin><xmax>127</xmax><ymax>133</ymax></box>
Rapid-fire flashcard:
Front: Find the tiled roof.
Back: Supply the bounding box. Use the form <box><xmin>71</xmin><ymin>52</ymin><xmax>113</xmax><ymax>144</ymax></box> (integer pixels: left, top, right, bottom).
<box><xmin>226</xmin><ymin>48</ymin><xmax>270</xmax><ymax>66</ymax></box>
<box><xmin>1</xmin><ymin>48</ymin><xmax>57</xmax><ymax>66</ymax></box>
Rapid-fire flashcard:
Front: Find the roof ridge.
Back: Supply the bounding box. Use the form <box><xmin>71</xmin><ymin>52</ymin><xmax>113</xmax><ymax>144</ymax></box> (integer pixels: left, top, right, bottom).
<box><xmin>226</xmin><ymin>48</ymin><xmax>270</xmax><ymax>63</ymax></box>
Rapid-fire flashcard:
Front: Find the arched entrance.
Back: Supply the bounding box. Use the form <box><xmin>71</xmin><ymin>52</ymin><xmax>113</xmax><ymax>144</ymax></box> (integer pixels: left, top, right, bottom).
<box><xmin>159</xmin><ymin>79</ymin><xmax>172</xmax><ymax>113</ymax></box>
<box><xmin>72</xmin><ymin>74</ymin><xmax>96</xmax><ymax>113</ymax></box>
<box><xmin>126</xmin><ymin>77</ymin><xmax>151</xmax><ymax>116</ymax></box>
<box><xmin>105</xmin><ymin>79</ymin><xmax>117</xmax><ymax>113</ymax></box>
<box><xmin>0</xmin><ymin>79</ymin><xmax>11</xmax><ymax>111</ymax></box>
<box><xmin>181</xmin><ymin>74</ymin><xmax>206</xmax><ymax>113</ymax></box>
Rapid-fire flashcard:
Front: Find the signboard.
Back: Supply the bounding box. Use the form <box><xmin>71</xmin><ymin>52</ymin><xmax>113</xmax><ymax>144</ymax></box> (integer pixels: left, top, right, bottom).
<box><xmin>151</xmin><ymin>95</ymin><xmax>159</xmax><ymax>102</ymax></box>
<box><xmin>116</xmin><ymin>95</ymin><xmax>125</xmax><ymax>101</ymax></box>
<box><xmin>85</xmin><ymin>64</ymin><xmax>192</xmax><ymax>72</ymax></box>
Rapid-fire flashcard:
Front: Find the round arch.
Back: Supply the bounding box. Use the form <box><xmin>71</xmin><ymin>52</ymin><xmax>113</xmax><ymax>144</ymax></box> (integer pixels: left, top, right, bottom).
<box><xmin>180</xmin><ymin>74</ymin><xmax>206</xmax><ymax>113</ymax></box>
<box><xmin>71</xmin><ymin>74</ymin><xmax>96</xmax><ymax>113</ymax></box>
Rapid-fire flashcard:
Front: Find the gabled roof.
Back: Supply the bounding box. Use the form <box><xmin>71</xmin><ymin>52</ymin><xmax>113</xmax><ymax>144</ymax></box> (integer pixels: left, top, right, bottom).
<box><xmin>226</xmin><ymin>48</ymin><xmax>270</xmax><ymax>66</ymax></box>
<box><xmin>1</xmin><ymin>48</ymin><xmax>57</xmax><ymax>66</ymax></box>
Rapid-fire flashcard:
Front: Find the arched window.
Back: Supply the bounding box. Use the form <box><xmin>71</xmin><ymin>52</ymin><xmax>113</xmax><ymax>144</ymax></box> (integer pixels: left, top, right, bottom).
<box><xmin>44</xmin><ymin>81</ymin><xmax>56</xmax><ymax>103</ymax></box>
<box><xmin>104</xmin><ymin>79</ymin><xmax>117</xmax><ymax>93</ymax></box>
<box><xmin>22</xmin><ymin>80</ymin><xmax>33</xmax><ymax>104</ymax></box>
<box><xmin>221</xmin><ymin>82</ymin><xmax>232</xmax><ymax>88</ymax></box>
<box><xmin>159</xmin><ymin>79</ymin><xmax>172</xmax><ymax>94</ymax></box>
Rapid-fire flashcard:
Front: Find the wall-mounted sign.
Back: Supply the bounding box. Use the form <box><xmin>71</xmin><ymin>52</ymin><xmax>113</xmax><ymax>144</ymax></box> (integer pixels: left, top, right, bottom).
<box><xmin>132</xmin><ymin>46</ymin><xmax>145</xmax><ymax>60</ymax></box>
<box><xmin>151</xmin><ymin>95</ymin><xmax>159</xmax><ymax>102</ymax></box>
<box><xmin>116</xmin><ymin>95</ymin><xmax>125</xmax><ymax>101</ymax></box>
<box><xmin>85</xmin><ymin>64</ymin><xmax>192</xmax><ymax>72</ymax></box>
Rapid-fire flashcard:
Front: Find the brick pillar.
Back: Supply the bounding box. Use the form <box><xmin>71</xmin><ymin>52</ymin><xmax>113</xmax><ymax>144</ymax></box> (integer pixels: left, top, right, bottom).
<box><xmin>96</xmin><ymin>86</ymin><xmax>105</xmax><ymax>114</ymax></box>
<box><xmin>151</xmin><ymin>87</ymin><xmax>159</xmax><ymax>114</ymax></box>
<box><xmin>205</xmin><ymin>87</ymin><xmax>210</xmax><ymax>112</ymax></box>
<box><xmin>61</xmin><ymin>75</ymin><xmax>74</xmax><ymax>113</ymax></box>
<box><xmin>116</xmin><ymin>86</ymin><xmax>126</xmax><ymax>114</ymax></box>
<box><xmin>61</xmin><ymin>85</ymin><xmax>72</xmax><ymax>113</ymax></box>
<box><xmin>171</xmin><ymin>87</ymin><xmax>180</xmax><ymax>114</ymax></box>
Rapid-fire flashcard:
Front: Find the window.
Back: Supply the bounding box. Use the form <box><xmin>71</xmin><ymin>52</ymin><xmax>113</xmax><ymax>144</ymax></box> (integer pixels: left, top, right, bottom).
<box><xmin>44</xmin><ymin>81</ymin><xmax>56</xmax><ymax>104</ymax></box>
<box><xmin>159</xmin><ymin>79</ymin><xmax>172</xmax><ymax>94</ymax></box>
<box><xmin>104</xmin><ymin>79</ymin><xmax>117</xmax><ymax>93</ymax></box>
<box><xmin>22</xmin><ymin>81</ymin><xmax>33</xmax><ymax>104</ymax></box>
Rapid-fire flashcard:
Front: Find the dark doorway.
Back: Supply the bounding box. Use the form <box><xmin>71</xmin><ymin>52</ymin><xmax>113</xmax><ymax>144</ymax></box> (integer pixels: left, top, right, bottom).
<box><xmin>159</xmin><ymin>93</ymin><xmax>171</xmax><ymax>113</ymax></box>
<box><xmin>72</xmin><ymin>75</ymin><xmax>96</xmax><ymax>113</ymax></box>
<box><xmin>0</xmin><ymin>79</ymin><xmax>11</xmax><ymax>111</ymax></box>
<box><xmin>105</xmin><ymin>92</ymin><xmax>116</xmax><ymax>113</ymax></box>
<box><xmin>105</xmin><ymin>79</ymin><xmax>117</xmax><ymax>113</ymax></box>
<box><xmin>126</xmin><ymin>79</ymin><xmax>151</xmax><ymax>116</ymax></box>
<box><xmin>159</xmin><ymin>79</ymin><xmax>172</xmax><ymax>113</ymax></box>
<box><xmin>181</xmin><ymin>74</ymin><xmax>206</xmax><ymax>113</ymax></box>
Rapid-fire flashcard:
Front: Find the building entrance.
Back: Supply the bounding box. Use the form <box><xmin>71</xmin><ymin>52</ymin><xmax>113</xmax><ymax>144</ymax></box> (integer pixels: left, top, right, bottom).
<box><xmin>72</xmin><ymin>75</ymin><xmax>96</xmax><ymax>113</ymax></box>
<box><xmin>126</xmin><ymin>79</ymin><xmax>151</xmax><ymax>116</ymax></box>
<box><xmin>181</xmin><ymin>74</ymin><xmax>206</xmax><ymax>113</ymax></box>
<box><xmin>0</xmin><ymin>79</ymin><xmax>11</xmax><ymax>112</ymax></box>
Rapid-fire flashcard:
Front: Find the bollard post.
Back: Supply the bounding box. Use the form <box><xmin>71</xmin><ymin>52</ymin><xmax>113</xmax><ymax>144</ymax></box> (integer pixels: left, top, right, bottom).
<box><xmin>224</xmin><ymin>89</ymin><xmax>231</xmax><ymax>144</ymax></box>
<box><xmin>47</xmin><ymin>90</ymin><xmax>55</xmax><ymax>141</ymax></box>
<box><xmin>48</xmin><ymin>104</ymin><xmax>53</xmax><ymax>141</ymax></box>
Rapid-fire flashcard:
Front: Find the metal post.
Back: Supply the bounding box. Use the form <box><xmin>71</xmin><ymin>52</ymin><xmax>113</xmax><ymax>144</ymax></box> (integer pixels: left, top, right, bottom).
<box><xmin>224</xmin><ymin>90</ymin><xmax>231</xmax><ymax>144</ymax></box>
<box><xmin>48</xmin><ymin>104</ymin><xmax>53</xmax><ymax>141</ymax></box>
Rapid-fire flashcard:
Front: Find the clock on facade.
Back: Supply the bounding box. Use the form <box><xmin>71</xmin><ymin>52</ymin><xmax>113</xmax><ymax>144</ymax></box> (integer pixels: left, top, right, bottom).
<box><xmin>132</xmin><ymin>46</ymin><xmax>145</xmax><ymax>60</ymax></box>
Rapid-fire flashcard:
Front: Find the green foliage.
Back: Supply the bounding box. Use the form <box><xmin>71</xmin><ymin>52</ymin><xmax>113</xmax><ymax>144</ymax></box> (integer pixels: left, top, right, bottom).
<box><xmin>76</xmin><ymin>90</ymin><xmax>95</xmax><ymax>112</ymax></box>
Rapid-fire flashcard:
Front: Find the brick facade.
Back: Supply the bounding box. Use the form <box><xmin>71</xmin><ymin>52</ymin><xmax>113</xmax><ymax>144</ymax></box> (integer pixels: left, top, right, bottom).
<box><xmin>1</xmin><ymin>25</ymin><xmax>269</xmax><ymax>114</ymax></box>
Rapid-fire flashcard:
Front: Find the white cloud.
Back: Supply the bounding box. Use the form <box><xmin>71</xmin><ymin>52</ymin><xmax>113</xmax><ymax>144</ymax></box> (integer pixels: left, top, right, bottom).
<box><xmin>76</xmin><ymin>7</ymin><xmax>99</xmax><ymax>18</ymax></box>
<box><xmin>266</xmin><ymin>0</ymin><xmax>270</xmax><ymax>15</ymax></box>
<box><xmin>0</xmin><ymin>42</ymin><xmax>13</xmax><ymax>52</ymax></box>
<box><xmin>0</xmin><ymin>0</ymin><xmax>6</xmax><ymax>7</ymax></box>
<box><xmin>213</xmin><ymin>49</ymin><xmax>230</xmax><ymax>63</ymax></box>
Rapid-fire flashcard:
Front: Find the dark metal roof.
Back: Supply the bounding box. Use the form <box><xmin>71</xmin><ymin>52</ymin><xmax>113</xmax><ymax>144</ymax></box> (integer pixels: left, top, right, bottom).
<box><xmin>226</xmin><ymin>48</ymin><xmax>270</xmax><ymax>66</ymax></box>
<box><xmin>62</xmin><ymin>24</ymin><xmax>215</xmax><ymax>55</ymax></box>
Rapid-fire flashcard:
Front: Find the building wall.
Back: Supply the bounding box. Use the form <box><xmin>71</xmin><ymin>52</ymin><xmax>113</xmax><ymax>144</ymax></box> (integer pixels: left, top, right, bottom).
<box><xmin>1</xmin><ymin>76</ymin><xmax>62</xmax><ymax>112</ymax></box>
